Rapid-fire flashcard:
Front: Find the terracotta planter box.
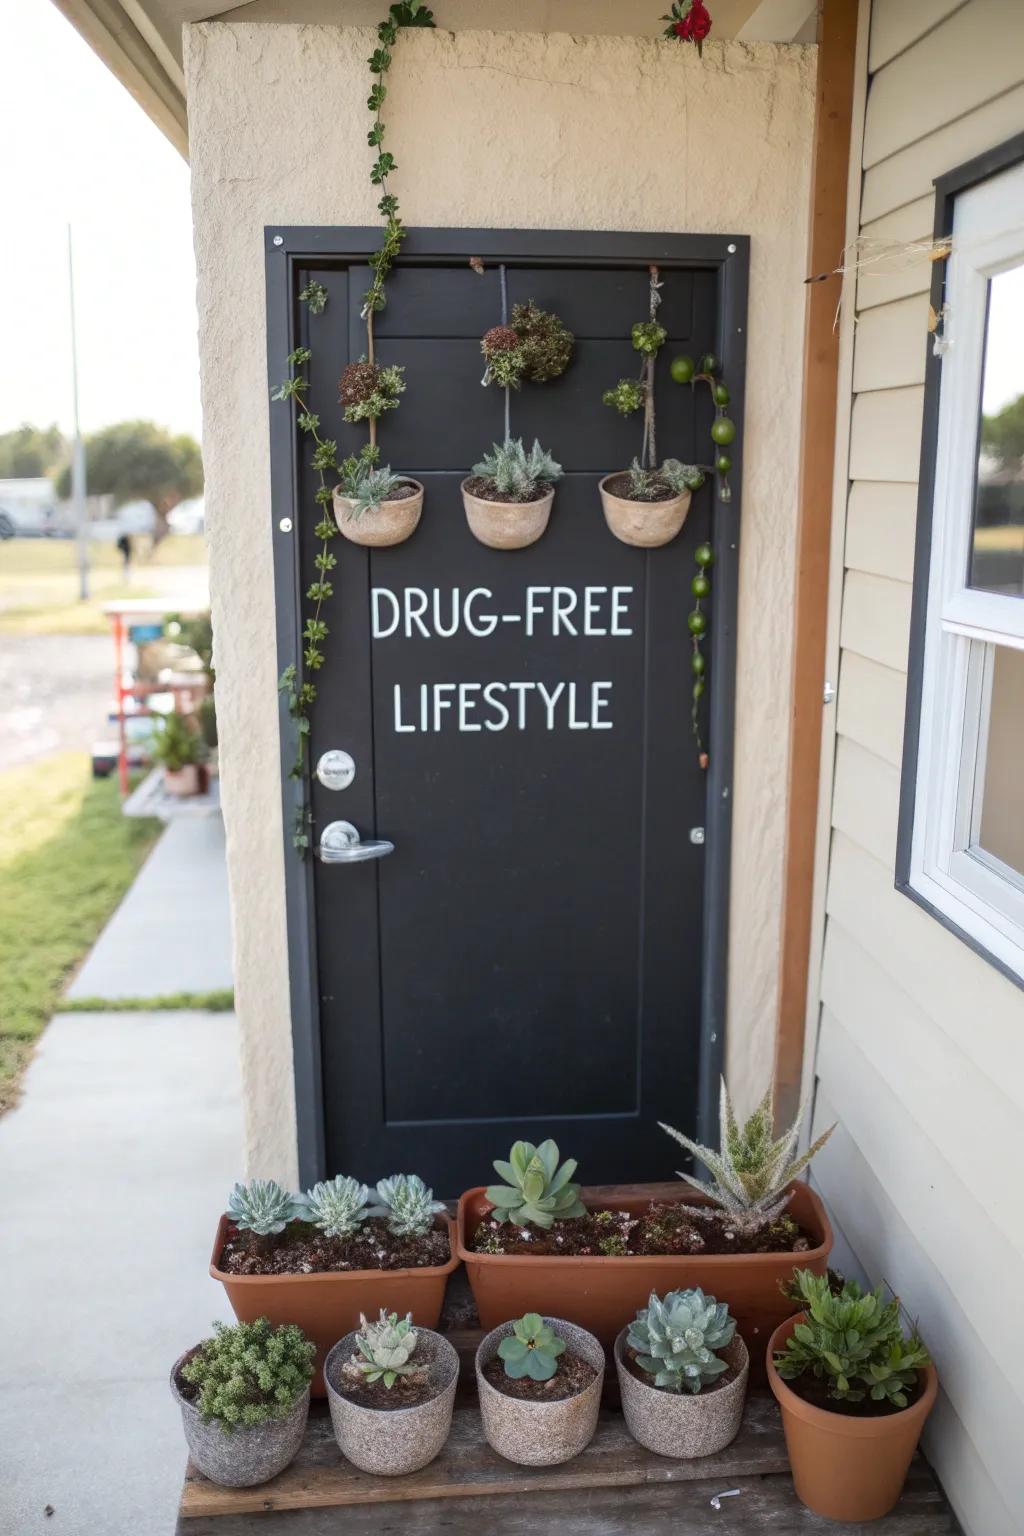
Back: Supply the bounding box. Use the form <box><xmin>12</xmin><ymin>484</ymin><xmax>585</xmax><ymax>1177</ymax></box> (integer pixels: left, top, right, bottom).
<box><xmin>457</xmin><ymin>1184</ymin><xmax>832</xmax><ymax>1374</ymax></box>
<box><xmin>210</xmin><ymin>1214</ymin><xmax>460</xmax><ymax>1397</ymax></box>
<box><xmin>767</xmin><ymin>1313</ymin><xmax>938</xmax><ymax>1521</ymax></box>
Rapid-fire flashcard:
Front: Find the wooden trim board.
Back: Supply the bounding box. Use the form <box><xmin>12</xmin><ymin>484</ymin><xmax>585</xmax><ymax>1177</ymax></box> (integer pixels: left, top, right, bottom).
<box><xmin>180</xmin><ymin>1395</ymin><xmax>790</xmax><ymax>1519</ymax></box>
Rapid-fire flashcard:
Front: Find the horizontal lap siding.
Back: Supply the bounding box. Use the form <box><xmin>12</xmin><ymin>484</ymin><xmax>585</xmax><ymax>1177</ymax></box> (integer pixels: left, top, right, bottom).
<box><xmin>814</xmin><ymin>4</ymin><xmax>1024</xmax><ymax>1533</ymax></box>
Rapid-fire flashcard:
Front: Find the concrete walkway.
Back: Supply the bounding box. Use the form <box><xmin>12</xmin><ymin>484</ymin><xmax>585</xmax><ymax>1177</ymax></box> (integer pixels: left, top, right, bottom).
<box><xmin>67</xmin><ymin>817</ymin><xmax>233</xmax><ymax>1000</ymax></box>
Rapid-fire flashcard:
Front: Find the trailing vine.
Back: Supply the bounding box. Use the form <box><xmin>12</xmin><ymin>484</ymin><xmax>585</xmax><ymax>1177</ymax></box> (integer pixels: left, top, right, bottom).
<box><xmin>687</xmin><ymin>543</ymin><xmax>715</xmax><ymax>767</ymax></box>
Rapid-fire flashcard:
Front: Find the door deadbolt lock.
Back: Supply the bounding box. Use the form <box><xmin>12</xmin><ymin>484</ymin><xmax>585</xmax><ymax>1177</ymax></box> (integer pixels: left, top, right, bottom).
<box><xmin>316</xmin><ymin>750</ymin><xmax>356</xmax><ymax>791</ymax></box>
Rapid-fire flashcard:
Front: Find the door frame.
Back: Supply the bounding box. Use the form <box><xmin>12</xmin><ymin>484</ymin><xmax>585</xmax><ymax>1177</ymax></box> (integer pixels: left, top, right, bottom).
<box><xmin>265</xmin><ymin>225</ymin><xmax>749</xmax><ymax>1186</ymax></box>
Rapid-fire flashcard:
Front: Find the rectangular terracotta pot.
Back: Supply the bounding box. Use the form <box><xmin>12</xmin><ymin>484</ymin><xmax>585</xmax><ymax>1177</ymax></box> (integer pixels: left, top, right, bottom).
<box><xmin>457</xmin><ymin>1183</ymin><xmax>832</xmax><ymax>1382</ymax></box>
<box><xmin>210</xmin><ymin>1214</ymin><xmax>460</xmax><ymax>1397</ymax></box>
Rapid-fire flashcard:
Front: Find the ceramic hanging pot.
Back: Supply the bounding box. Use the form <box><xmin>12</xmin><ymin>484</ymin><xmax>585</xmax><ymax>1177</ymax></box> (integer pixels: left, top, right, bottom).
<box><xmin>332</xmin><ymin>479</ymin><xmax>424</xmax><ymax>547</ymax></box>
<box><xmin>461</xmin><ymin>480</ymin><xmax>554</xmax><ymax>550</ymax></box>
<box><xmin>599</xmin><ymin>473</ymin><xmax>691</xmax><ymax>548</ymax></box>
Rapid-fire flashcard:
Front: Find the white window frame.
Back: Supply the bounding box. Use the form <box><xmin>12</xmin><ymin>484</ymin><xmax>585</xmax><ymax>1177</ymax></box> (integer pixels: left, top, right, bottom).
<box><xmin>909</xmin><ymin>159</ymin><xmax>1024</xmax><ymax>980</ymax></box>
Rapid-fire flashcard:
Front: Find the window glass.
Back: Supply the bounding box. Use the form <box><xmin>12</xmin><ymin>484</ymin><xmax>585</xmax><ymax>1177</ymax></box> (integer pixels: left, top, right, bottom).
<box><xmin>970</xmin><ymin>261</ymin><xmax>1024</xmax><ymax>596</ymax></box>
<box><xmin>976</xmin><ymin>643</ymin><xmax>1024</xmax><ymax>878</ymax></box>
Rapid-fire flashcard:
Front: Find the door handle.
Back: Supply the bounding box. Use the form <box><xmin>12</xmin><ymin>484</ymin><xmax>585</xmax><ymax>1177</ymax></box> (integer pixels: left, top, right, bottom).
<box><xmin>317</xmin><ymin>820</ymin><xmax>395</xmax><ymax>864</ymax></box>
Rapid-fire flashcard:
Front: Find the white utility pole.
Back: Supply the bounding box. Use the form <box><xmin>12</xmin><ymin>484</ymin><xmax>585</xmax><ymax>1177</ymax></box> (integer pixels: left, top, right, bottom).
<box><xmin>67</xmin><ymin>224</ymin><xmax>89</xmax><ymax>601</ymax></box>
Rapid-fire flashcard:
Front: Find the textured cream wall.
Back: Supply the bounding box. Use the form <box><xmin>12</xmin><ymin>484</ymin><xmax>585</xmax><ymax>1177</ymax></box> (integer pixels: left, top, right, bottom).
<box><xmin>184</xmin><ymin>22</ymin><xmax>816</xmax><ymax>1178</ymax></box>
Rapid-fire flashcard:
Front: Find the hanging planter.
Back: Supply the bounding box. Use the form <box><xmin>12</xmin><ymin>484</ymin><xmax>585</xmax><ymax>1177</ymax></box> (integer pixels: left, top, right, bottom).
<box><xmin>599</xmin><ymin>459</ymin><xmax>704</xmax><ymax>549</ymax></box>
<box><xmin>331</xmin><ymin>445</ymin><xmax>423</xmax><ymax>548</ymax></box>
<box><xmin>462</xmin><ymin>437</ymin><xmax>562</xmax><ymax>550</ymax></box>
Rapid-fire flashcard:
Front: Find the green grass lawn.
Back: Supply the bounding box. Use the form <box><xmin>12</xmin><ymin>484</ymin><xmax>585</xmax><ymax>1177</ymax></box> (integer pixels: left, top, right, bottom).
<box><xmin>0</xmin><ymin>754</ymin><xmax>162</xmax><ymax>1112</ymax></box>
<box><xmin>0</xmin><ymin>533</ymin><xmax>207</xmax><ymax>636</ymax></box>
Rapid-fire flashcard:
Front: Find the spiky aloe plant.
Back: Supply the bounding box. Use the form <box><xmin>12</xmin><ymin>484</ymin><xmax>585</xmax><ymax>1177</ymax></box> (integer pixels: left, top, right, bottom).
<box><xmin>472</xmin><ymin>438</ymin><xmax>563</xmax><ymax>500</ymax></box>
<box><xmin>304</xmin><ymin>1176</ymin><xmax>371</xmax><ymax>1239</ymax></box>
<box><xmin>226</xmin><ymin>1179</ymin><xmax>306</xmax><ymax>1238</ymax></box>
<box><xmin>659</xmin><ymin>1079</ymin><xmax>835</xmax><ymax>1233</ymax></box>
<box><xmin>369</xmin><ymin>1174</ymin><xmax>446</xmax><ymax>1238</ymax></box>
<box><xmin>627</xmin><ymin>1289</ymin><xmax>736</xmax><ymax>1394</ymax></box>
<box><xmin>485</xmin><ymin>1139</ymin><xmax>587</xmax><ymax>1229</ymax></box>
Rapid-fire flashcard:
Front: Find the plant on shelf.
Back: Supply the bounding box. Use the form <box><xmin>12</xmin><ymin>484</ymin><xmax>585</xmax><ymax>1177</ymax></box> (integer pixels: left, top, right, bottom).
<box><xmin>148</xmin><ymin>710</ymin><xmax>205</xmax><ymax>796</ymax></box>
<box><xmin>462</xmin><ymin>437</ymin><xmax>564</xmax><ymax>549</ymax></box>
<box><xmin>775</xmin><ymin>1270</ymin><xmax>931</xmax><ymax>1409</ymax></box>
<box><xmin>227</xmin><ymin>1179</ymin><xmax>308</xmax><ymax>1249</ymax></box>
<box><xmin>498</xmin><ymin>1313</ymin><xmax>566</xmax><ymax>1381</ymax></box>
<box><xmin>627</xmin><ymin>1288</ymin><xmax>735</xmax><ymax>1394</ymax></box>
<box><xmin>484</xmin><ymin>1138</ymin><xmax>586</xmax><ymax>1229</ymax></box>
<box><xmin>346</xmin><ymin>1310</ymin><xmax>425</xmax><ymax>1389</ymax></box>
<box><xmin>304</xmin><ymin>1176</ymin><xmax>372</xmax><ymax>1238</ymax></box>
<box><xmin>369</xmin><ymin>1173</ymin><xmax>447</xmax><ymax>1237</ymax></box>
<box><xmin>180</xmin><ymin>1318</ymin><xmax>315</xmax><ymax>1430</ymax></box>
<box><xmin>658</xmin><ymin>1077</ymin><xmax>835</xmax><ymax>1238</ymax></box>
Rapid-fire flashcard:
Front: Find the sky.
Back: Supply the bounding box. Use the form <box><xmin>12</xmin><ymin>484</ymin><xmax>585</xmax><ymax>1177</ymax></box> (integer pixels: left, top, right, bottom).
<box><xmin>0</xmin><ymin>0</ymin><xmax>202</xmax><ymax>441</ymax></box>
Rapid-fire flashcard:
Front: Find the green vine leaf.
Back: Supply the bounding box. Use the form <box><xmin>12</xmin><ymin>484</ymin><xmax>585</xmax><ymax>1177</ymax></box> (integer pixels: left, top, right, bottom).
<box><xmin>298</xmin><ymin>280</ymin><xmax>328</xmax><ymax>314</ymax></box>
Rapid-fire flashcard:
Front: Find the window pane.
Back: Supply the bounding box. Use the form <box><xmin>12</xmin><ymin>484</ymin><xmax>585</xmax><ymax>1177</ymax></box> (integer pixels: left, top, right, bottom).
<box><xmin>971</xmin><ymin>262</ymin><xmax>1024</xmax><ymax>597</ymax></box>
<box><xmin>976</xmin><ymin>644</ymin><xmax>1024</xmax><ymax>877</ymax></box>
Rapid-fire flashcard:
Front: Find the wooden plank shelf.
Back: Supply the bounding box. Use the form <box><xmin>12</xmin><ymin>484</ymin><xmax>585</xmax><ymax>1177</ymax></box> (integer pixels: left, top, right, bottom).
<box><xmin>181</xmin><ymin>1394</ymin><xmax>790</xmax><ymax>1520</ymax></box>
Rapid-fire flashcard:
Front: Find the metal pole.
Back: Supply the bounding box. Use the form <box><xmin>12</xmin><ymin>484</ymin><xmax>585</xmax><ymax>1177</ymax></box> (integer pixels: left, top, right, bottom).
<box><xmin>67</xmin><ymin>225</ymin><xmax>89</xmax><ymax>601</ymax></box>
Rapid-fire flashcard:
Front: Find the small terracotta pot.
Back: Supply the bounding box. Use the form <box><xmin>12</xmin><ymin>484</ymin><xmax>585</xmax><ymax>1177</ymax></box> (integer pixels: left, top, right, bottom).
<box><xmin>461</xmin><ymin>480</ymin><xmax>554</xmax><ymax>549</ymax></box>
<box><xmin>458</xmin><ymin>1184</ymin><xmax>832</xmax><ymax>1381</ymax></box>
<box><xmin>599</xmin><ymin>474</ymin><xmax>691</xmax><ymax>548</ymax></box>
<box><xmin>163</xmin><ymin>763</ymin><xmax>203</xmax><ymax>797</ymax></box>
<box><xmin>614</xmin><ymin>1328</ymin><xmax>748</xmax><ymax>1458</ymax></box>
<box><xmin>475</xmin><ymin>1317</ymin><xmax>604</xmax><ymax>1466</ymax></box>
<box><xmin>332</xmin><ymin>479</ymin><xmax>423</xmax><ymax>547</ymax></box>
<box><xmin>766</xmin><ymin>1313</ymin><xmax>938</xmax><ymax>1521</ymax></box>
<box><xmin>210</xmin><ymin>1214</ymin><xmax>459</xmax><ymax>1397</ymax></box>
<box><xmin>324</xmin><ymin>1326</ymin><xmax>458</xmax><ymax>1476</ymax></box>
<box><xmin>170</xmin><ymin>1352</ymin><xmax>309</xmax><ymax>1488</ymax></box>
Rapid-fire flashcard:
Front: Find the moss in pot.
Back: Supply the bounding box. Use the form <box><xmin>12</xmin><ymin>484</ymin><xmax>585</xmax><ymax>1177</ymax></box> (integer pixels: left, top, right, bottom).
<box><xmin>462</xmin><ymin>437</ymin><xmax>562</xmax><ymax>549</ymax></box>
<box><xmin>324</xmin><ymin>1309</ymin><xmax>459</xmax><ymax>1475</ymax></box>
<box><xmin>170</xmin><ymin>1318</ymin><xmax>313</xmax><ymax>1488</ymax></box>
<box><xmin>476</xmin><ymin>1313</ymin><xmax>605</xmax><ymax>1466</ymax></box>
<box><xmin>615</xmin><ymin>1289</ymin><xmax>748</xmax><ymax>1457</ymax></box>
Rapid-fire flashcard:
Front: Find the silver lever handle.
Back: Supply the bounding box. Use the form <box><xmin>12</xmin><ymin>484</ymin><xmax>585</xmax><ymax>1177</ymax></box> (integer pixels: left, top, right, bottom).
<box><xmin>318</xmin><ymin>820</ymin><xmax>395</xmax><ymax>864</ymax></box>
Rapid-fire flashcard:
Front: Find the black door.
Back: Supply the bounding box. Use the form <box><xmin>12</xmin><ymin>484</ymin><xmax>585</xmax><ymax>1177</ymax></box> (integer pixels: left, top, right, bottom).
<box><xmin>269</xmin><ymin>229</ymin><xmax>746</xmax><ymax>1195</ymax></box>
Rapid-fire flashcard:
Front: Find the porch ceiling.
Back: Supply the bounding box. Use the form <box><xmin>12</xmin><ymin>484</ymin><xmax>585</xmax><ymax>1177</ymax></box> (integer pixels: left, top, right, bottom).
<box><xmin>51</xmin><ymin>0</ymin><xmax>817</xmax><ymax>159</ymax></box>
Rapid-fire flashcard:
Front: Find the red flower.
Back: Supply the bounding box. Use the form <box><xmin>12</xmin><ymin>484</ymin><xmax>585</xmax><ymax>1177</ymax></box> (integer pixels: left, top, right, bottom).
<box><xmin>674</xmin><ymin>19</ymin><xmax>688</xmax><ymax>34</ymax></box>
<box><xmin>689</xmin><ymin>1</ymin><xmax>712</xmax><ymax>40</ymax></box>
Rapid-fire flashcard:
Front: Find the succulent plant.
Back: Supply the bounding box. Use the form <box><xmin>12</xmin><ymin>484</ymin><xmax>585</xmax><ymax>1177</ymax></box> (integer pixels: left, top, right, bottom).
<box><xmin>774</xmin><ymin>1270</ymin><xmax>930</xmax><ymax>1407</ymax></box>
<box><xmin>180</xmin><ymin>1318</ymin><xmax>314</xmax><ymax>1429</ymax></box>
<box><xmin>304</xmin><ymin>1175</ymin><xmax>371</xmax><ymax>1238</ymax></box>
<box><xmin>511</xmin><ymin>301</ymin><xmax>574</xmax><ymax>382</ymax></box>
<box><xmin>335</xmin><ymin>444</ymin><xmax>407</xmax><ymax>520</ymax></box>
<box><xmin>659</xmin><ymin>1078</ymin><xmax>835</xmax><ymax>1232</ymax></box>
<box><xmin>481</xmin><ymin>324</ymin><xmax>527</xmax><ymax>389</ymax></box>
<box><xmin>659</xmin><ymin>458</ymin><xmax>706</xmax><ymax>493</ymax></box>
<box><xmin>472</xmin><ymin>438</ymin><xmax>563</xmax><ymax>501</ymax></box>
<box><xmin>485</xmin><ymin>1139</ymin><xmax>587</xmax><ymax>1229</ymax></box>
<box><xmin>352</xmin><ymin>1310</ymin><xmax>421</xmax><ymax>1388</ymax></box>
<box><xmin>626</xmin><ymin>458</ymin><xmax>661</xmax><ymax>500</ymax></box>
<box><xmin>627</xmin><ymin>1288</ymin><xmax>736</xmax><ymax>1394</ymax></box>
<box><xmin>602</xmin><ymin>378</ymin><xmax>646</xmax><ymax>416</ymax></box>
<box><xmin>338</xmin><ymin>358</ymin><xmax>405</xmax><ymax>424</ymax></box>
<box><xmin>498</xmin><ymin>1314</ymin><xmax>567</xmax><ymax>1382</ymax></box>
<box><xmin>226</xmin><ymin>1179</ymin><xmax>306</xmax><ymax>1238</ymax></box>
<box><xmin>368</xmin><ymin>1174</ymin><xmax>446</xmax><ymax>1238</ymax></box>
<box><xmin>632</xmin><ymin>320</ymin><xmax>667</xmax><ymax>356</ymax></box>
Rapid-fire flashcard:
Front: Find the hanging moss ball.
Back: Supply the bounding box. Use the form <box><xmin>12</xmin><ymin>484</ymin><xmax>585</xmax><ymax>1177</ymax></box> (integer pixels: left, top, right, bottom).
<box><xmin>691</xmin><ymin>574</ymin><xmax>711</xmax><ymax>599</ymax></box>
<box><xmin>511</xmin><ymin>301</ymin><xmax>575</xmax><ymax>382</ymax></box>
<box><xmin>338</xmin><ymin>359</ymin><xmax>381</xmax><ymax>407</ymax></box>
<box><xmin>711</xmin><ymin>417</ymin><xmax>736</xmax><ymax>446</ymax></box>
<box><xmin>687</xmin><ymin>610</ymin><xmax>707</xmax><ymax>636</ymax></box>
<box><xmin>715</xmin><ymin>453</ymin><xmax>732</xmax><ymax>474</ymax></box>
<box><xmin>713</xmin><ymin>383</ymin><xmax>731</xmax><ymax>406</ymax></box>
<box><xmin>632</xmin><ymin>320</ymin><xmax>668</xmax><ymax>356</ymax></box>
<box><xmin>695</xmin><ymin>543</ymin><xmax>715</xmax><ymax>568</ymax></box>
<box><xmin>670</xmin><ymin>354</ymin><xmax>696</xmax><ymax>384</ymax></box>
<box><xmin>700</xmin><ymin>353</ymin><xmax>720</xmax><ymax>375</ymax></box>
<box><xmin>692</xmin><ymin>651</ymin><xmax>706</xmax><ymax>676</ymax></box>
<box><xmin>482</xmin><ymin>324</ymin><xmax>520</xmax><ymax>357</ymax></box>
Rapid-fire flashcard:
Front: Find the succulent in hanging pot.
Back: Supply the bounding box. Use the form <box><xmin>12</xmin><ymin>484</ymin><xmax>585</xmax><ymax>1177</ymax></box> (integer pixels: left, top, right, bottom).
<box><xmin>324</xmin><ymin>1308</ymin><xmax>459</xmax><ymax>1475</ymax></box>
<box><xmin>462</xmin><ymin>437</ymin><xmax>563</xmax><ymax>549</ymax></box>
<box><xmin>600</xmin><ymin>457</ymin><xmax>705</xmax><ymax>549</ymax></box>
<box><xmin>615</xmin><ymin>1288</ymin><xmax>749</xmax><ymax>1457</ymax></box>
<box><xmin>331</xmin><ymin>444</ymin><xmax>423</xmax><ymax>548</ymax></box>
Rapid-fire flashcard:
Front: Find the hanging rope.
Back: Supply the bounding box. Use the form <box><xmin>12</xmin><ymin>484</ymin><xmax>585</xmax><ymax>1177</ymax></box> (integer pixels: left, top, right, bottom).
<box><xmin>640</xmin><ymin>265</ymin><xmax>662</xmax><ymax>469</ymax></box>
<box><xmin>500</xmin><ymin>262</ymin><xmax>511</xmax><ymax>441</ymax></box>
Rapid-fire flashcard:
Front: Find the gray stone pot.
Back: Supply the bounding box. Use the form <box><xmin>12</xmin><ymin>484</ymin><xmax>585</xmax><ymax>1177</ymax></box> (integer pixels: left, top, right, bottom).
<box><xmin>475</xmin><ymin>1316</ymin><xmax>604</xmax><ymax>1466</ymax></box>
<box><xmin>170</xmin><ymin>1352</ymin><xmax>310</xmax><ymax>1488</ymax></box>
<box><xmin>461</xmin><ymin>480</ymin><xmax>554</xmax><ymax>549</ymax></box>
<box><xmin>324</xmin><ymin>1326</ymin><xmax>458</xmax><ymax>1476</ymax></box>
<box><xmin>614</xmin><ymin>1327</ymin><xmax>748</xmax><ymax>1458</ymax></box>
<box><xmin>599</xmin><ymin>474</ymin><xmax>692</xmax><ymax>548</ymax></box>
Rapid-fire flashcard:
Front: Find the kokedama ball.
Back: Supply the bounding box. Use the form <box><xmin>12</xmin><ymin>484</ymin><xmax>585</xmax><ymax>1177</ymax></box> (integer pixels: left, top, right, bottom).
<box><xmin>338</xmin><ymin>360</ymin><xmax>382</xmax><ymax>407</ymax></box>
<box><xmin>482</xmin><ymin>324</ymin><xmax>520</xmax><ymax>357</ymax></box>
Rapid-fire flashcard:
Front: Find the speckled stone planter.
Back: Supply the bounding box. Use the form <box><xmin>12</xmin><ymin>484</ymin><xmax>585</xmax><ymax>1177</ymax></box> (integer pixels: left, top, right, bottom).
<box><xmin>170</xmin><ymin>1353</ymin><xmax>310</xmax><ymax>1488</ymax></box>
<box><xmin>475</xmin><ymin>1316</ymin><xmax>604</xmax><ymax>1466</ymax></box>
<box><xmin>332</xmin><ymin>479</ymin><xmax>423</xmax><ymax>546</ymax></box>
<box><xmin>324</xmin><ymin>1326</ymin><xmax>458</xmax><ymax>1476</ymax></box>
<box><xmin>599</xmin><ymin>475</ymin><xmax>692</xmax><ymax>548</ymax></box>
<box><xmin>614</xmin><ymin>1328</ymin><xmax>748</xmax><ymax>1458</ymax></box>
<box><xmin>461</xmin><ymin>480</ymin><xmax>554</xmax><ymax>549</ymax></box>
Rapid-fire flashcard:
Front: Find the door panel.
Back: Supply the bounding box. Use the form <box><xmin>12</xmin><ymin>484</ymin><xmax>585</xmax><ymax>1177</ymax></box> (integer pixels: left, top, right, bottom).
<box><xmin>274</xmin><ymin>231</ymin><xmax>745</xmax><ymax>1195</ymax></box>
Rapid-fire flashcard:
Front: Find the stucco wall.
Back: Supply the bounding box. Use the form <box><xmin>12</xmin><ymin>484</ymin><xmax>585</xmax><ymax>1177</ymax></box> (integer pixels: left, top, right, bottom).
<box><xmin>184</xmin><ymin>22</ymin><xmax>816</xmax><ymax>1180</ymax></box>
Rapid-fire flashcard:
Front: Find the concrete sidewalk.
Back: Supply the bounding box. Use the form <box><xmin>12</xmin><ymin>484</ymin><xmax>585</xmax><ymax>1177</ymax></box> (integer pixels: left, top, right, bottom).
<box><xmin>67</xmin><ymin>817</ymin><xmax>233</xmax><ymax>1000</ymax></box>
<box><xmin>0</xmin><ymin>1010</ymin><xmax>242</xmax><ymax>1535</ymax></box>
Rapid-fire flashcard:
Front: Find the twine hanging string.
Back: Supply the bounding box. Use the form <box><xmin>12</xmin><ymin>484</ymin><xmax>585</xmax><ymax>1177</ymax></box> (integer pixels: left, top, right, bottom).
<box><xmin>500</xmin><ymin>262</ymin><xmax>511</xmax><ymax>441</ymax></box>
<box><xmin>640</xmin><ymin>265</ymin><xmax>663</xmax><ymax>470</ymax></box>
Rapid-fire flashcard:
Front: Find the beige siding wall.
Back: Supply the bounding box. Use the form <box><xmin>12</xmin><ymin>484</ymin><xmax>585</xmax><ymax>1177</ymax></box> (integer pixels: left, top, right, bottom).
<box><xmin>810</xmin><ymin>3</ymin><xmax>1024</xmax><ymax>1533</ymax></box>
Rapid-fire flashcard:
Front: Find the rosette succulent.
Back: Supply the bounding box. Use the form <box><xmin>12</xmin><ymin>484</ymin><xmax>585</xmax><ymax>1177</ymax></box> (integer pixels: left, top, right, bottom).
<box><xmin>304</xmin><ymin>1175</ymin><xmax>371</xmax><ymax>1238</ymax></box>
<box><xmin>485</xmin><ymin>1139</ymin><xmax>587</xmax><ymax>1229</ymax></box>
<box><xmin>226</xmin><ymin>1179</ymin><xmax>306</xmax><ymax>1237</ymax></box>
<box><xmin>627</xmin><ymin>1288</ymin><xmax>736</xmax><ymax>1395</ymax></box>
<box><xmin>351</xmin><ymin>1311</ymin><xmax>421</xmax><ymax>1388</ymax></box>
<box><xmin>472</xmin><ymin>438</ymin><xmax>563</xmax><ymax>501</ymax></box>
<box><xmin>498</xmin><ymin>1314</ymin><xmax>567</xmax><ymax>1382</ymax></box>
<box><xmin>369</xmin><ymin>1173</ymin><xmax>446</xmax><ymax>1238</ymax></box>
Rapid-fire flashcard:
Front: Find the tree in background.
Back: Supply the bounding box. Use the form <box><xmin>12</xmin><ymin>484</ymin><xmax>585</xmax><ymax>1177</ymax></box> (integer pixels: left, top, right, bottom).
<box><xmin>54</xmin><ymin>420</ymin><xmax>203</xmax><ymax>546</ymax></box>
<box><xmin>982</xmin><ymin>393</ymin><xmax>1024</xmax><ymax>473</ymax></box>
<box><xmin>0</xmin><ymin>424</ymin><xmax>66</xmax><ymax>479</ymax></box>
